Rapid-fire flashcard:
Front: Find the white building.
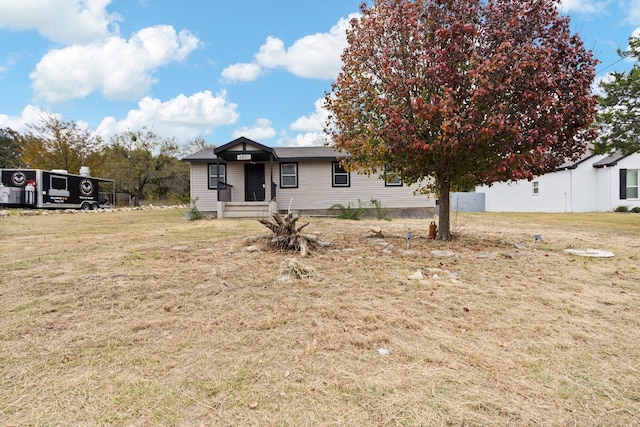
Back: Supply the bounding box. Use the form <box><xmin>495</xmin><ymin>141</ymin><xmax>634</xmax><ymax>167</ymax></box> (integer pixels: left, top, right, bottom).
<box><xmin>476</xmin><ymin>151</ymin><xmax>640</xmax><ymax>212</ymax></box>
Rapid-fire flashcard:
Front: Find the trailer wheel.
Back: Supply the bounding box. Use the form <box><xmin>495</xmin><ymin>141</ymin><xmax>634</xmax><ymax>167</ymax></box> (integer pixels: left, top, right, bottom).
<box><xmin>81</xmin><ymin>202</ymin><xmax>91</xmax><ymax>211</ymax></box>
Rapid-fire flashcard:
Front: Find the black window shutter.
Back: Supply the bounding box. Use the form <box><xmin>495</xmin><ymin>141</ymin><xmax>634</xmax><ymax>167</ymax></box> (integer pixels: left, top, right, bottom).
<box><xmin>620</xmin><ymin>169</ymin><xmax>627</xmax><ymax>200</ymax></box>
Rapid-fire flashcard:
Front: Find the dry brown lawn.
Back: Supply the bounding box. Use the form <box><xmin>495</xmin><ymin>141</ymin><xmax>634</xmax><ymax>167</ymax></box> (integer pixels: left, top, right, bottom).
<box><xmin>1</xmin><ymin>208</ymin><xmax>639</xmax><ymax>426</ymax></box>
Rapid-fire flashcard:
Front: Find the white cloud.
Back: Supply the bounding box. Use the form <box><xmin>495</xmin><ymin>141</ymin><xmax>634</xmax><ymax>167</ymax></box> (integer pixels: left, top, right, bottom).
<box><xmin>30</xmin><ymin>25</ymin><xmax>200</xmax><ymax>103</ymax></box>
<box><xmin>0</xmin><ymin>0</ymin><xmax>121</xmax><ymax>44</ymax></box>
<box><xmin>592</xmin><ymin>72</ymin><xmax>615</xmax><ymax>96</ymax></box>
<box><xmin>0</xmin><ymin>105</ymin><xmax>54</xmax><ymax>132</ymax></box>
<box><xmin>290</xmin><ymin>98</ymin><xmax>328</xmax><ymax>132</ymax></box>
<box><xmin>221</xmin><ymin>62</ymin><xmax>262</xmax><ymax>83</ymax></box>
<box><xmin>232</xmin><ymin>118</ymin><xmax>276</xmax><ymax>141</ymax></box>
<box><xmin>626</xmin><ymin>1</ymin><xmax>640</xmax><ymax>25</ymax></box>
<box><xmin>221</xmin><ymin>14</ymin><xmax>357</xmax><ymax>83</ymax></box>
<box><xmin>1</xmin><ymin>52</ymin><xmax>21</xmax><ymax>75</ymax></box>
<box><xmin>618</xmin><ymin>27</ymin><xmax>640</xmax><ymax>64</ymax></box>
<box><xmin>96</xmin><ymin>90</ymin><xmax>239</xmax><ymax>143</ymax></box>
<box><xmin>559</xmin><ymin>0</ymin><xmax>610</xmax><ymax>14</ymax></box>
<box><xmin>281</xmin><ymin>17</ymin><xmax>353</xmax><ymax>79</ymax></box>
<box><xmin>277</xmin><ymin>132</ymin><xmax>329</xmax><ymax>147</ymax></box>
<box><xmin>254</xmin><ymin>36</ymin><xmax>290</xmax><ymax>69</ymax></box>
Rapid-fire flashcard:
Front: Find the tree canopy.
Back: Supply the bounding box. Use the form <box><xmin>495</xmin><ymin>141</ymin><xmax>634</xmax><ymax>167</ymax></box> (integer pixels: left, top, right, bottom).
<box><xmin>104</xmin><ymin>128</ymin><xmax>185</xmax><ymax>206</ymax></box>
<box><xmin>595</xmin><ymin>35</ymin><xmax>640</xmax><ymax>155</ymax></box>
<box><xmin>23</xmin><ymin>114</ymin><xmax>103</xmax><ymax>174</ymax></box>
<box><xmin>0</xmin><ymin>128</ymin><xmax>22</xmax><ymax>168</ymax></box>
<box><xmin>324</xmin><ymin>0</ymin><xmax>598</xmax><ymax>240</ymax></box>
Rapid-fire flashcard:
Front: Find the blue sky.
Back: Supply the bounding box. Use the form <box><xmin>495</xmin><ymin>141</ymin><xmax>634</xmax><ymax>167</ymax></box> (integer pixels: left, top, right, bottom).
<box><xmin>0</xmin><ymin>0</ymin><xmax>639</xmax><ymax>151</ymax></box>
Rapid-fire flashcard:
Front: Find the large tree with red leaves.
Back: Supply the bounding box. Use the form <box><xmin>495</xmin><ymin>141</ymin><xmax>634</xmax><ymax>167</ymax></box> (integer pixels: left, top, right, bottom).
<box><xmin>324</xmin><ymin>0</ymin><xmax>597</xmax><ymax>240</ymax></box>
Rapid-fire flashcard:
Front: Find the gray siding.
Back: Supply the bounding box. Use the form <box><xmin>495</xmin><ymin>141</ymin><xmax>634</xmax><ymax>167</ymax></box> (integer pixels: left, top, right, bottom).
<box><xmin>189</xmin><ymin>160</ymin><xmax>435</xmax><ymax>214</ymax></box>
<box><xmin>190</xmin><ymin>164</ymin><xmax>217</xmax><ymax>212</ymax></box>
<box><xmin>275</xmin><ymin>161</ymin><xmax>432</xmax><ymax>211</ymax></box>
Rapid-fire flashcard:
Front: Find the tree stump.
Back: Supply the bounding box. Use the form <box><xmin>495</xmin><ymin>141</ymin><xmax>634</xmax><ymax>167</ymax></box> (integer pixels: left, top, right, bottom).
<box><xmin>258</xmin><ymin>212</ymin><xmax>330</xmax><ymax>256</ymax></box>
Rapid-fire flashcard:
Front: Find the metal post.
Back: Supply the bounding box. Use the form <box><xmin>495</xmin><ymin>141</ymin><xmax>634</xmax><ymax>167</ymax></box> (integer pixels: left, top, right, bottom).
<box><xmin>216</xmin><ymin>158</ymin><xmax>220</xmax><ymax>201</ymax></box>
<box><xmin>269</xmin><ymin>154</ymin><xmax>275</xmax><ymax>200</ymax></box>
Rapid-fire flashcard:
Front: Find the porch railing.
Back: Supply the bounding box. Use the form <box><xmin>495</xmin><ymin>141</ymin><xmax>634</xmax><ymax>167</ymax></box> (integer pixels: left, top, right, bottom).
<box><xmin>217</xmin><ymin>182</ymin><xmax>233</xmax><ymax>202</ymax></box>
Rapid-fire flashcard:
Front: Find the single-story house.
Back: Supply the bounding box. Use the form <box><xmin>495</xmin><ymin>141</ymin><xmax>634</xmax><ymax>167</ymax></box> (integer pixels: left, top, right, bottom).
<box><xmin>181</xmin><ymin>136</ymin><xmax>435</xmax><ymax>218</ymax></box>
<box><xmin>476</xmin><ymin>151</ymin><xmax>640</xmax><ymax>212</ymax></box>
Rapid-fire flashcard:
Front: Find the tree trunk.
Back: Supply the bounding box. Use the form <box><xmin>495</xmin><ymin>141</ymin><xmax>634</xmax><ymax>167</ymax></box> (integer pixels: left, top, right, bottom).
<box><xmin>437</xmin><ymin>179</ymin><xmax>452</xmax><ymax>241</ymax></box>
<box><xmin>134</xmin><ymin>186</ymin><xmax>143</xmax><ymax>207</ymax></box>
<box><xmin>135</xmin><ymin>177</ymin><xmax>147</xmax><ymax>207</ymax></box>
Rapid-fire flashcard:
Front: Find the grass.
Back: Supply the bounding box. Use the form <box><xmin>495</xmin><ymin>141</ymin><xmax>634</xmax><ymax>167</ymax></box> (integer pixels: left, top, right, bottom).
<box><xmin>330</xmin><ymin>200</ymin><xmax>367</xmax><ymax>220</ymax></box>
<box><xmin>1</xmin><ymin>208</ymin><xmax>639</xmax><ymax>425</ymax></box>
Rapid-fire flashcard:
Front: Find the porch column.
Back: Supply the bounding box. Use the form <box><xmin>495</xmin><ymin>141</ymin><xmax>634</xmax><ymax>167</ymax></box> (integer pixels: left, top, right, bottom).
<box><xmin>269</xmin><ymin>154</ymin><xmax>276</xmax><ymax>201</ymax></box>
<box><xmin>216</xmin><ymin>158</ymin><xmax>221</xmax><ymax>201</ymax></box>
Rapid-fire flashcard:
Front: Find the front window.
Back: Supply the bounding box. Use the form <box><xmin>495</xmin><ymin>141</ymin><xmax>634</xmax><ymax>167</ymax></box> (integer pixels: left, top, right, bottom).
<box><xmin>532</xmin><ymin>181</ymin><xmax>539</xmax><ymax>196</ymax></box>
<box><xmin>208</xmin><ymin>164</ymin><xmax>226</xmax><ymax>189</ymax></box>
<box><xmin>627</xmin><ymin>170</ymin><xmax>639</xmax><ymax>199</ymax></box>
<box><xmin>280</xmin><ymin>163</ymin><xmax>298</xmax><ymax>188</ymax></box>
<box><xmin>384</xmin><ymin>168</ymin><xmax>402</xmax><ymax>187</ymax></box>
<box><xmin>332</xmin><ymin>162</ymin><xmax>350</xmax><ymax>187</ymax></box>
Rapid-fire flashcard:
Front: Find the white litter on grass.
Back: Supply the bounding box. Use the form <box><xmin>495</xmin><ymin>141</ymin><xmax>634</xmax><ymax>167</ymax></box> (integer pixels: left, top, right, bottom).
<box><xmin>407</xmin><ymin>267</ymin><xmax>459</xmax><ymax>283</ymax></box>
<box><xmin>378</xmin><ymin>348</ymin><xmax>390</xmax><ymax>356</ymax></box>
<box><xmin>431</xmin><ymin>250</ymin><xmax>457</xmax><ymax>257</ymax></box>
<box><xmin>563</xmin><ymin>248</ymin><xmax>615</xmax><ymax>258</ymax></box>
<box><xmin>408</xmin><ymin>270</ymin><xmax>425</xmax><ymax>280</ymax></box>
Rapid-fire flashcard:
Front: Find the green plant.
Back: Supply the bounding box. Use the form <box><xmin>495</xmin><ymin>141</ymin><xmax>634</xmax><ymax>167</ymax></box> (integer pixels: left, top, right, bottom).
<box><xmin>631</xmin><ymin>207</ymin><xmax>640</xmax><ymax>213</ymax></box>
<box><xmin>614</xmin><ymin>205</ymin><xmax>629</xmax><ymax>213</ymax></box>
<box><xmin>370</xmin><ymin>198</ymin><xmax>391</xmax><ymax>221</ymax></box>
<box><xmin>330</xmin><ymin>200</ymin><xmax>367</xmax><ymax>220</ymax></box>
<box><xmin>185</xmin><ymin>198</ymin><xmax>202</xmax><ymax>221</ymax></box>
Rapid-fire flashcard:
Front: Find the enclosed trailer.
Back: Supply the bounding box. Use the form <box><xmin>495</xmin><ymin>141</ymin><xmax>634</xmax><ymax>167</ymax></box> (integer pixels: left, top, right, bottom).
<box><xmin>0</xmin><ymin>168</ymin><xmax>115</xmax><ymax>210</ymax></box>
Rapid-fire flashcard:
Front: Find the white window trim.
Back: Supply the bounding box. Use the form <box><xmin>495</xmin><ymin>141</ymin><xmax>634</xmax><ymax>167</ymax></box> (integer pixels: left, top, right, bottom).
<box><xmin>627</xmin><ymin>169</ymin><xmax>639</xmax><ymax>199</ymax></box>
<box><xmin>532</xmin><ymin>181</ymin><xmax>539</xmax><ymax>196</ymax></box>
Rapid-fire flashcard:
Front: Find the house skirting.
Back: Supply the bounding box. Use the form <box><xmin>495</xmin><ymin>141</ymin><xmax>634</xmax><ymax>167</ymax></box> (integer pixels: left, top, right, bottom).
<box><xmin>301</xmin><ymin>206</ymin><xmax>435</xmax><ymax>219</ymax></box>
<box><xmin>200</xmin><ymin>206</ymin><xmax>434</xmax><ymax>219</ymax></box>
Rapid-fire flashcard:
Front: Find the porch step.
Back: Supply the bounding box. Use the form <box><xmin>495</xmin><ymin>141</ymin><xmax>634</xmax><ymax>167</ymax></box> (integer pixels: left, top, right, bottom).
<box><xmin>222</xmin><ymin>202</ymin><xmax>271</xmax><ymax>219</ymax></box>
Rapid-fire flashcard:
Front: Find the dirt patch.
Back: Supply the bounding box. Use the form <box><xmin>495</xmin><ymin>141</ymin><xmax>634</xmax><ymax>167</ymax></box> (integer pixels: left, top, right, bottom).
<box><xmin>1</xmin><ymin>210</ymin><xmax>639</xmax><ymax>425</ymax></box>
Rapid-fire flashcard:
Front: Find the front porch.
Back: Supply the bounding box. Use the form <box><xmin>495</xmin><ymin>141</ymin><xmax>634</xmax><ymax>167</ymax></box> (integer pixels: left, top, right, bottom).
<box><xmin>212</xmin><ymin>138</ymin><xmax>280</xmax><ymax>219</ymax></box>
<box><xmin>216</xmin><ymin>201</ymin><xmax>277</xmax><ymax>219</ymax></box>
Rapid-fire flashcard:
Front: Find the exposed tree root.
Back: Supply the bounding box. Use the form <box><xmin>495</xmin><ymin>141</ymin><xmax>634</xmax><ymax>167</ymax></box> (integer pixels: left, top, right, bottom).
<box><xmin>258</xmin><ymin>212</ymin><xmax>330</xmax><ymax>256</ymax></box>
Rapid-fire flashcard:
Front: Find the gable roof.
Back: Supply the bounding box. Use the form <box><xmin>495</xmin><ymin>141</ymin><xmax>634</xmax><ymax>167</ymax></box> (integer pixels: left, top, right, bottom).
<box><xmin>181</xmin><ymin>147</ymin><xmax>221</xmax><ymax>163</ymax></box>
<box><xmin>274</xmin><ymin>146</ymin><xmax>345</xmax><ymax>161</ymax></box>
<box><xmin>592</xmin><ymin>151</ymin><xmax>633</xmax><ymax>168</ymax></box>
<box><xmin>555</xmin><ymin>150</ymin><xmax>597</xmax><ymax>171</ymax></box>
<box><xmin>213</xmin><ymin>137</ymin><xmax>276</xmax><ymax>161</ymax></box>
<box><xmin>182</xmin><ymin>137</ymin><xmax>348</xmax><ymax>163</ymax></box>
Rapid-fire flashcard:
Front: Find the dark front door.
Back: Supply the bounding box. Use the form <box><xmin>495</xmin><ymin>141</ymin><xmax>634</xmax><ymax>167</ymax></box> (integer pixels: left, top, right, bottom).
<box><xmin>244</xmin><ymin>163</ymin><xmax>265</xmax><ymax>201</ymax></box>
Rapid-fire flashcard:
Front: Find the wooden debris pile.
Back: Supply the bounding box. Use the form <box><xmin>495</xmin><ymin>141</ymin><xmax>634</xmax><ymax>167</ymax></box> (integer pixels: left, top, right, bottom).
<box><xmin>258</xmin><ymin>212</ymin><xmax>330</xmax><ymax>256</ymax></box>
<box><xmin>280</xmin><ymin>258</ymin><xmax>318</xmax><ymax>280</ymax></box>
